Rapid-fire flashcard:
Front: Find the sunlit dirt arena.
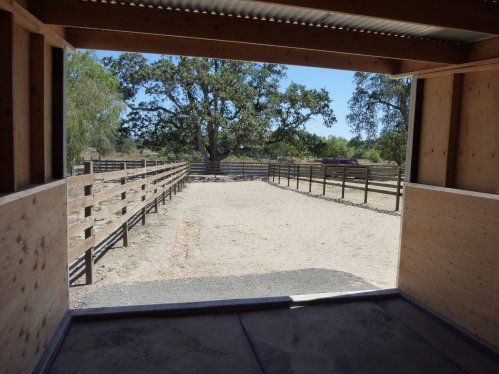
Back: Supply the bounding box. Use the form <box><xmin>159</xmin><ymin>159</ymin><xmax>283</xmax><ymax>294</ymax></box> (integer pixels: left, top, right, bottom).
<box><xmin>71</xmin><ymin>180</ymin><xmax>401</xmax><ymax>308</ymax></box>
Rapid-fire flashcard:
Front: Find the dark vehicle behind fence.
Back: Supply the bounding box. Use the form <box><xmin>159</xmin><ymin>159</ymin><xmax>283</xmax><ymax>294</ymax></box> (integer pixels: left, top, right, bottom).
<box><xmin>322</xmin><ymin>157</ymin><xmax>359</xmax><ymax>166</ymax></box>
<box><xmin>321</xmin><ymin>158</ymin><xmax>360</xmax><ymax>177</ymax></box>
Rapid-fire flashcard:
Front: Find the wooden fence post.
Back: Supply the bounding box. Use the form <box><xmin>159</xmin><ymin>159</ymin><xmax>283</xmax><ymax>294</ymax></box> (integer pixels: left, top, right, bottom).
<box><xmin>287</xmin><ymin>164</ymin><xmax>290</xmax><ymax>187</ymax></box>
<box><xmin>296</xmin><ymin>165</ymin><xmax>300</xmax><ymax>190</ymax></box>
<box><xmin>120</xmin><ymin>162</ymin><xmax>128</xmax><ymax>247</ymax></box>
<box><xmin>141</xmin><ymin>159</ymin><xmax>146</xmax><ymax>225</ymax></box>
<box><xmin>83</xmin><ymin>161</ymin><xmax>94</xmax><ymax>285</ymax></box>
<box><xmin>242</xmin><ymin>162</ymin><xmax>245</xmax><ymax>178</ymax></box>
<box><xmin>309</xmin><ymin>165</ymin><xmax>313</xmax><ymax>193</ymax></box>
<box><xmin>161</xmin><ymin>161</ymin><xmax>166</xmax><ymax>206</ymax></box>
<box><xmin>278</xmin><ymin>164</ymin><xmax>281</xmax><ymax>184</ymax></box>
<box><xmin>364</xmin><ymin>166</ymin><xmax>369</xmax><ymax>204</ymax></box>
<box><xmin>153</xmin><ymin>161</ymin><xmax>158</xmax><ymax>213</ymax></box>
<box><xmin>341</xmin><ymin>166</ymin><xmax>346</xmax><ymax>199</ymax></box>
<box><xmin>272</xmin><ymin>163</ymin><xmax>275</xmax><ymax>182</ymax></box>
<box><xmin>323</xmin><ymin>166</ymin><xmax>327</xmax><ymax>195</ymax></box>
<box><xmin>395</xmin><ymin>166</ymin><xmax>402</xmax><ymax>211</ymax></box>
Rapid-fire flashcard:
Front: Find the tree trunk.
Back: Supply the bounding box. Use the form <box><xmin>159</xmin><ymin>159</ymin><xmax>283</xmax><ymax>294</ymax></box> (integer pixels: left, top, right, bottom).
<box><xmin>209</xmin><ymin>125</ymin><xmax>219</xmax><ymax>162</ymax></box>
<box><xmin>195</xmin><ymin>125</ymin><xmax>209</xmax><ymax>162</ymax></box>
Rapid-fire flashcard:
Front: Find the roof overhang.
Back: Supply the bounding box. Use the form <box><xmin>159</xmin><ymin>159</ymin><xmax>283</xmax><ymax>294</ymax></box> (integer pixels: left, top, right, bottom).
<box><xmin>28</xmin><ymin>0</ymin><xmax>499</xmax><ymax>75</ymax></box>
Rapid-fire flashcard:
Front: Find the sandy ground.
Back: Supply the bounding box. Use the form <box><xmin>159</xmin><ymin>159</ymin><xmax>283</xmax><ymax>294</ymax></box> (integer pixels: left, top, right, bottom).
<box><xmin>70</xmin><ymin>181</ymin><xmax>401</xmax><ymax>308</ymax></box>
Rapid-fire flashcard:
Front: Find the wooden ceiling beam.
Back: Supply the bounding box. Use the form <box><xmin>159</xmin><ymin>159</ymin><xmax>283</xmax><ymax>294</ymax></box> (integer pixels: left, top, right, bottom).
<box><xmin>30</xmin><ymin>0</ymin><xmax>465</xmax><ymax>64</ymax></box>
<box><xmin>257</xmin><ymin>0</ymin><xmax>499</xmax><ymax>36</ymax></box>
<box><xmin>66</xmin><ymin>28</ymin><xmax>401</xmax><ymax>74</ymax></box>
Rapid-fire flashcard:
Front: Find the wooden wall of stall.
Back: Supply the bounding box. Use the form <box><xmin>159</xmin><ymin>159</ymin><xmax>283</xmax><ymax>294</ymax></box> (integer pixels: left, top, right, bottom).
<box><xmin>0</xmin><ymin>2</ymin><xmax>69</xmax><ymax>373</ymax></box>
<box><xmin>0</xmin><ymin>1</ymin><xmax>66</xmax><ymax>194</ymax></box>
<box><xmin>0</xmin><ymin>182</ymin><xmax>68</xmax><ymax>374</ymax></box>
<box><xmin>400</xmin><ymin>65</ymin><xmax>499</xmax><ymax>349</ymax></box>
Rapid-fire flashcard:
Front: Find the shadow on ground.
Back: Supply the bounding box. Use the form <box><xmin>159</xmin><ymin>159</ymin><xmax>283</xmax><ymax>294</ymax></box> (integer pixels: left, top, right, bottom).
<box><xmin>73</xmin><ymin>268</ymin><xmax>377</xmax><ymax>308</ymax></box>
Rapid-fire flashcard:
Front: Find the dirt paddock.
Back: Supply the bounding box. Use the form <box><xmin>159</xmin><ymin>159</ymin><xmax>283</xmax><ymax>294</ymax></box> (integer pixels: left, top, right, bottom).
<box><xmin>71</xmin><ymin>181</ymin><xmax>401</xmax><ymax>308</ymax></box>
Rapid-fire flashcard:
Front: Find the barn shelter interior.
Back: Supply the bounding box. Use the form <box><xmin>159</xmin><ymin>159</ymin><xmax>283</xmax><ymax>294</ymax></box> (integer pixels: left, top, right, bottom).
<box><xmin>1</xmin><ymin>1</ymin><xmax>499</xmax><ymax>372</ymax></box>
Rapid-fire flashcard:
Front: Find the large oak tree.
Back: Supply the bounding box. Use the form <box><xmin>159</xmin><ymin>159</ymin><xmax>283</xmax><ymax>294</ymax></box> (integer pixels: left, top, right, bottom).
<box><xmin>104</xmin><ymin>54</ymin><xmax>336</xmax><ymax>161</ymax></box>
<box><xmin>347</xmin><ymin>72</ymin><xmax>410</xmax><ymax>164</ymax></box>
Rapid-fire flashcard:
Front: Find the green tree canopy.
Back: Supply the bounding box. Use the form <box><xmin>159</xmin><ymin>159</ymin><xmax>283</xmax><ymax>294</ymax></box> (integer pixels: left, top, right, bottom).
<box><xmin>323</xmin><ymin>136</ymin><xmax>354</xmax><ymax>158</ymax></box>
<box><xmin>346</xmin><ymin>73</ymin><xmax>410</xmax><ymax>164</ymax></box>
<box><xmin>104</xmin><ymin>54</ymin><xmax>336</xmax><ymax>161</ymax></box>
<box><xmin>67</xmin><ymin>51</ymin><xmax>126</xmax><ymax>167</ymax></box>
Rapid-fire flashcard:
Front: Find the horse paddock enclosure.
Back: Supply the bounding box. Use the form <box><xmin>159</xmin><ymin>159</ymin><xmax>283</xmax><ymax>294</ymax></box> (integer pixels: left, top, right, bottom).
<box><xmin>71</xmin><ymin>180</ymin><xmax>401</xmax><ymax>308</ymax></box>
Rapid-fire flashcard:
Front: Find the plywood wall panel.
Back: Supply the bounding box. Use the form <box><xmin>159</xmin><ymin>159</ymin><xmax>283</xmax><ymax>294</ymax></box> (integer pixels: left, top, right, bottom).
<box><xmin>13</xmin><ymin>24</ymin><xmax>31</xmax><ymax>190</ymax></box>
<box><xmin>455</xmin><ymin>70</ymin><xmax>499</xmax><ymax>194</ymax></box>
<box><xmin>0</xmin><ymin>182</ymin><xmax>68</xmax><ymax>374</ymax></box>
<box><xmin>417</xmin><ymin>76</ymin><xmax>453</xmax><ymax>186</ymax></box>
<box><xmin>399</xmin><ymin>184</ymin><xmax>499</xmax><ymax>349</ymax></box>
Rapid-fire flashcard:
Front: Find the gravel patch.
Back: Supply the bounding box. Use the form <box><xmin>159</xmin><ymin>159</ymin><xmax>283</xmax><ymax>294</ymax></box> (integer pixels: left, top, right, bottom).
<box><xmin>73</xmin><ymin>268</ymin><xmax>377</xmax><ymax>308</ymax></box>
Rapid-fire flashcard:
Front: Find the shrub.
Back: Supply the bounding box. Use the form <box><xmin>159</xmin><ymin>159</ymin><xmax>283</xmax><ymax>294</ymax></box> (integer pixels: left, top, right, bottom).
<box><xmin>363</xmin><ymin>148</ymin><xmax>381</xmax><ymax>163</ymax></box>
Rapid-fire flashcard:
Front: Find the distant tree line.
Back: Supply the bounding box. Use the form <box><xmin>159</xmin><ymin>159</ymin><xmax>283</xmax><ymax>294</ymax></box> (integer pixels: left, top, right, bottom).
<box><xmin>66</xmin><ymin>52</ymin><xmax>410</xmax><ymax>168</ymax></box>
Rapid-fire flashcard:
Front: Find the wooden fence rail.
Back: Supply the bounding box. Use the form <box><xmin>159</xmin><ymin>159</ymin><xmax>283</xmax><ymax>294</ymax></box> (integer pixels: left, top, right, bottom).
<box><xmin>269</xmin><ymin>163</ymin><xmax>404</xmax><ymax>211</ymax></box>
<box><xmin>67</xmin><ymin>160</ymin><xmax>189</xmax><ymax>284</ymax></box>
<box><xmin>189</xmin><ymin>161</ymin><xmax>269</xmax><ymax>177</ymax></box>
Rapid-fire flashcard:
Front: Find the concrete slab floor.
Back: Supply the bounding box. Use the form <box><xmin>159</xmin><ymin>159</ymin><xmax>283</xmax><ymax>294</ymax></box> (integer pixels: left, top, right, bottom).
<box><xmin>50</xmin><ymin>298</ymin><xmax>499</xmax><ymax>374</ymax></box>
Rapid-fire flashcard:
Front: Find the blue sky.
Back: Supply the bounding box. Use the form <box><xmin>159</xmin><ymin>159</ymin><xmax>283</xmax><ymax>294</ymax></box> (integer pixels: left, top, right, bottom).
<box><xmin>94</xmin><ymin>50</ymin><xmax>356</xmax><ymax>139</ymax></box>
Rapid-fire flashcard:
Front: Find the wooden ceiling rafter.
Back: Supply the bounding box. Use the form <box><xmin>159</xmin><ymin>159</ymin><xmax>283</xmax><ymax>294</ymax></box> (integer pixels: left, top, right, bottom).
<box><xmin>257</xmin><ymin>0</ymin><xmax>499</xmax><ymax>36</ymax></box>
<box><xmin>30</xmin><ymin>0</ymin><xmax>467</xmax><ymax>64</ymax></box>
<box><xmin>65</xmin><ymin>28</ymin><xmax>405</xmax><ymax>74</ymax></box>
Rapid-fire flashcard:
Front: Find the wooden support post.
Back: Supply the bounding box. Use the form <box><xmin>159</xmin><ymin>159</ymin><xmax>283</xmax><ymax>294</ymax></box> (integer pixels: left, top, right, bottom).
<box><xmin>278</xmin><ymin>164</ymin><xmax>281</xmax><ymax>184</ymax></box>
<box><xmin>242</xmin><ymin>162</ymin><xmax>245</xmax><ymax>178</ymax></box>
<box><xmin>141</xmin><ymin>159</ymin><xmax>146</xmax><ymax>225</ymax></box>
<box><xmin>169</xmin><ymin>186</ymin><xmax>172</xmax><ymax>200</ymax></box>
<box><xmin>444</xmin><ymin>74</ymin><xmax>463</xmax><ymax>188</ymax></box>
<box><xmin>272</xmin><ymin>164</ymin><xmax>275</xmax><ymax>182</ymax></box>
<box><xmin>341</xmin><ymin>166</ymin><xmax>346</xmax><ymax>199</ymax></box>
<box><xmin>51</xmin><ymin>47</ymin><xmax>67</xmax><ymax>179</ymax></box>
<box><xmin>120</xmin><ymin>162</ymin><xmax>128</xmax><ymax>247</ymax></box>
<box><xmin>84</xmin><ymin>161</ymin><xmax>94</xmax><ymax>284</ymax></box>
<box><xmin>364</xmin><ymin>166</ymin><xmax>369</xmax><ymax>204</ymax></box>
<box><xmin>309</xmin><ymin>166</ymin><xmax>313</xmax><ymax>193</ymax></box>
<box><xmin>323</xmin><ymin>166</ymin><xmax>327</xmax><ymax>195</ymax></box>
<box><xmin>30</xmin><ymin>33</ymin><xmax>47</xmax><ymax>184</ymax></box>
<box><xmin>287</xmin><ymin>164</ymin><xmax>290</xmax><ymax>187</ymax></box>
<box><xmin>406</xmin><ymin>78</ymin><xmax>425</xmax><ymax>183</ymax></box>
<box><xmin>296</xmin><ymin>165</ymin><xmax>300</xmax><ymax>190</ymax></box>
<box><xmin>395</xmin><ymin>167</ymin><xmax>402</xmax><ymax>211</ymax></box>
<box><xmin>0</xmin><ymin>11</ymin><xmax>15</xmax><ymax>192</ymax></box>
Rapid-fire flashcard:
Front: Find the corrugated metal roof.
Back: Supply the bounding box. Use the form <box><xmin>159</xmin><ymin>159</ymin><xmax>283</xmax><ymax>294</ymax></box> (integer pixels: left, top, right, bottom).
<box><xmin>86</xmin><ymin>0</ymin><xmax>494</xmax><ymax>43</ymax></box>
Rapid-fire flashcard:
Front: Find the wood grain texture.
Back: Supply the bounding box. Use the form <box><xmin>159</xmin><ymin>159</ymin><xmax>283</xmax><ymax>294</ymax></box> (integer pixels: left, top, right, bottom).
<box><xmin>13</xmin><ymin>23</ymin><xmax>32</xmax><ymax>190</ymax></box>
<box><xmin>0</xmin><ymin>182</ymin><xmax>68</xmax><ymax>374</ymax></box>
<box><xmin>399</xmin><ymin>184</ymin><xmax>499</xmax><ymax>349</ymax></box>
<box><xmin>417</xmin><ymin>76</ymin><xmax>453</xmax><ymax>186</ymax></box>
<box><xmin>455</xmin><ymin>70</ymin><xmax>499</xmax><ymax>194</ymax></box>
<box><xmin>65</xmin><ymin>28</ymin><xmax>399</xmax><ymax>74</ymax></box>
